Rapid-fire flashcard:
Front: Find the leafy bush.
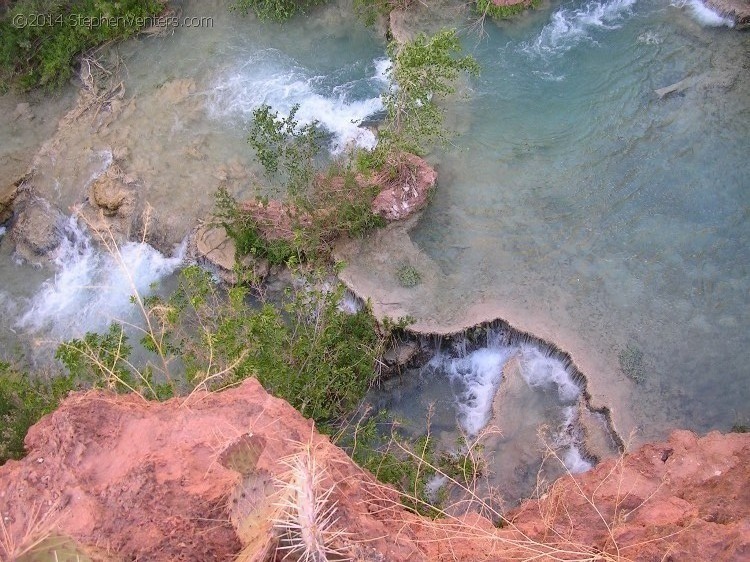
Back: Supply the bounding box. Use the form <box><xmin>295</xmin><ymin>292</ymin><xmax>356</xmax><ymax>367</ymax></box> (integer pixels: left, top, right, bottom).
<box><xmin>0</xmin><ymin>361</ymin><xmax>74</xmax><ymax>464</ymax></box>
<box><xmin>56</xmin><ymin>323</ymin><xmax>177</xmax><ymax>400</ymax></box>
<box><xmin>248</xmin><ymin>104</ymin><xmax>323</xmax><ymax>196</ymax></box>
<box><xmin>395</xmin><ymin>263</ymin><xmax>421</xmax><ymax>288</ymax></box>
<box><xmin>231</xmin><ymin>0</ymin><xmax>326</xmax><ymax>22</ymax></box>
<box><xmin>56</xmin><ymin>266</ymin><xmax>389</xmax><ymax>428</ymax></box>
<box><xmin>475</xmin><ymin>0</ymin><xmax>541</xmax><ymax>20</ymax></box>
<box><xmin>0</xmin><ymin>0</ymin><xmax>164</xmax><ymax>91</ymax></box>
<box><xmin>343</xmin><ymin>414</ymin><xmax>484</xmax><ymax>516</ymax></box>
<box><xmin>379</xmin><ymin>29</ymin><xmax>480</xmax><ymax>156</ymax></box>
<box><xmin>215</xmin><ymin>104</ymin><xmax>386</xmax><ymax>267</ymax></box>
<box><xmin>214</xmin><ymin>185</ymin><xmax>300</xmax><ymax>265</ymax></box>
<box><xmin>352</xmin><ymin>0</ymin><xmax>408</xmax><ymax>26</ymax></box>
<box><xmin>618</xmin><ymin>343</ymin><xmax>646</xmax><ymax>383</ymax></box>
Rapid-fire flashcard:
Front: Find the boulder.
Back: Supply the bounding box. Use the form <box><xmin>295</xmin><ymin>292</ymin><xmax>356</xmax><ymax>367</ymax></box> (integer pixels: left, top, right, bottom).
<box><xmin>382</xmin><ymin>340</ymin><xmax>421</xmax><ymax>375</ymax></box>
<box><xmin>89</xmin><ymin>164</ymin><xmax>135</xmax><ymax>217</ymax></box>
<box><xmin>372</xmin><ymin>153</ymin><xmax>437</xmax><ymax>221</ymax></box>
<box><xmin>238</xmin><ymin>199</ymin><xmax>312</xmax><ymax>242</ymax></box>
<box><xmin>195</xmin><ymin>224</ymin><xmax>236</xmax><ymax>272</ymax></box>
<box><xmin>192</xmin><ymin>223</ymin><xmax>269</xmax><ymax>284</ymax></box>
<box><xmin>8</xmin><ymin>196</ymin><xmax>64</xmax><ymax>261</ymax></box>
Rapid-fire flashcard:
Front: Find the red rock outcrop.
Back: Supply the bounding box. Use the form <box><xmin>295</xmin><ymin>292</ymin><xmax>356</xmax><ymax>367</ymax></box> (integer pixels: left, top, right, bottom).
<box><xmin>0</xmin><ymin>379</ymin><xmax>747</xmax><ymax>561</ymax></box>
<box><xmin>372</xmin><ymin>153</ymin><xmax>437</xmax><ymax>221</ymax></box>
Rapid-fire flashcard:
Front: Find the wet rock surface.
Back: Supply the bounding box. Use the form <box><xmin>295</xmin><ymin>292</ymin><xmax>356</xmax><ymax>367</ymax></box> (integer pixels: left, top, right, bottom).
<box><xmin>8</xmin><ymin>195</ymin><xmax>64</xmax><ymax>262</ymax></box>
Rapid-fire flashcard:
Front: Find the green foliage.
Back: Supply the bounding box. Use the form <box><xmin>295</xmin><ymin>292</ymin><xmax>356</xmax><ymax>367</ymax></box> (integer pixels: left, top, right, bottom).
<box><xmin>214</xmin><ymin>185</ymin><xmax>298</xmax><ymax>265</ymax></box>
<box><xmin>353</xmin><ymin>0</ymin><xmax>393</xmax><ymax>26</ymax></box>
<box><xmin>231</xmin><ymin>0</ymin><xmax>326</xmax><ymax>22</ymax></box>
<box><xmin>0</xmin><ymin>0</ymin><xmax>164</xmax><ymax>91</ymax></box>
<box><xmin>214</xmin><ymin>162</ymin><xmax>386</xmax><ymax>268</ymax></box>
<box><xmin>346</xmin><ymin>416</ymin><xmax>441</xmax><ymax>516</ymax></box>
<box><xmin>475</xmin><ymin>0</ymin><xmax>533</xmax><ymax>20</ymax></box>
<box><xmin>0</xmin><ymin>360</ymin><xmax>74</xmax><ymax>464</ymax></box>
<box><xmin>248</xmin><ymin>104</ymin><xmax>323</xmax><ymax>196</ymax></box>
<box><xmin>343</xmin><ymin>415</ymin><xmax>483</xmax><ymax>516</ymax></box>
<box><xmin>395</xmin><ymin>263</ymin><xmax>421</xmax><ymax>288</ymax></box>
<box><xmin>55</xmin><ymin>323</ymin><xmax>176</xmax><ymax>400</ymax></box>
<box><xmin>316</xmin><ymin>162</ymin><xmax>387</xmax><ymax>238</ymax></box>
<box><xmin>119</xmin><ymin>266</ymin><xmax>385</xmax><ymax>427</ymax></box>
<box><xmin>380</xmin><ymin>29</ymin><xmax>480</xmax><ymax>156</ymax></box>
<box><xmin>618</xmin><ymin>343</ymin><xmax>646</xmax><ymax>383</ymax></box>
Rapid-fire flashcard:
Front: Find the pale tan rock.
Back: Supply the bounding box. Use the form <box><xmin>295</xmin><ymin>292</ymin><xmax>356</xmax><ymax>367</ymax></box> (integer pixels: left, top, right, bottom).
<box><xmin>195</xmin><ymin>224</ymin><xmax>236</xmax><ymax>272</ymax></box>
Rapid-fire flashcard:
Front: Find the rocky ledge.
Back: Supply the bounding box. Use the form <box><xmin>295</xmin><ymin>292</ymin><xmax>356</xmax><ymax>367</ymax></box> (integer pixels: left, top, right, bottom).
<box><xmin>705</xmin><ymin>0</ymin><xmax>750</xmax><ymax>27</ymax></box>
<box><xmin>0</xmin><ymin>379</ymin><xmax>747</xmax><ymax>561</ymax></box>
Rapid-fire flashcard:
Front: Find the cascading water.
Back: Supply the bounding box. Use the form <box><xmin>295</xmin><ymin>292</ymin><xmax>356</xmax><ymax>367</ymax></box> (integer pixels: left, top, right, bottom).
<box><xmin>17</xmin><ymin>216</ymin><xmax>185</xmax><ymax>339</ymax></box>
<box><xmin>207</xmin><ymin>51</ymin><xmax>389</xmax><ymax>152</ymax></box>
<box><xmin>671</xmin><ymin>0</ymin><xmax>736</xmax><ymax>27</ymax></box>
<box><xmin>367</xmin><ymin>320</ymin><xmax>604</xmax><ymax>503</ymax></box>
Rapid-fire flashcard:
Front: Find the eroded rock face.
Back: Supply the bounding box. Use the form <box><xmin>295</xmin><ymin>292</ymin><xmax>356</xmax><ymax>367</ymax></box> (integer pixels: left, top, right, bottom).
<box><xmin>372</xmin><ymin>153</ymin><xmax>437</xmax><ymax>221</ymax></box>
<box><xmin>0</xmin><ymin>380</ymin><xmax>747</xmax><ymax>561</ymax></box>
<box><xmin>238</xmin><ymin>199</ymin><xmax>312</xmax><ymax>243</ymax></box>
<box><xmin>0</xmin><ymin>180</ymin><xmax>20</xmax><ymax>225</ymax></box>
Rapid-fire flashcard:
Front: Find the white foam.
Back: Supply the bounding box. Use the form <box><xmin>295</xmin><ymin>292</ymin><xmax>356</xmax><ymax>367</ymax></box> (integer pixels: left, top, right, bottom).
<box><xmin>0</xmin><ymin>226</ymin><xmax>6</xmax><ymax>238</ymax></box>
<box><xmin>338</xmin><ymin>289</ymin><xmax>363</xmax><ymax>314</ymax></box>
<box><xmin>671</xmin><ymin>0</ymin><xmax>735</xmax><ymax>27</ymax></box>
<box><xmin>562</xmin><ymin>445</ymin><xmax>594</xmax><ymax>473</ymax></box>
<box><xmin>435</xmin><ymin>347</ymin><xmax>514</xmax><ymax>435</ymax></box>
<box><xmin>522</xmin><ymin>0</ymin><xmax>637</xmax><ymax>56</ymax></box>
<box><xmin>518</xmin><ymin>346</ymin><xmax>581</xmax><ymax>402</ymax></box>
<box><xmin>373</xmin><ymin>57</ymin><xmax>392</xmax><ymax>84</ymax></box>
<box><xmin>207</xmin><ymin>51</ymin><xmax>387</xmax><ymax>154</ymax></box>
<box><xmin>18</xmin><ymin>216</ymin><xmax>185</xmax><ymax>338</ymax></box>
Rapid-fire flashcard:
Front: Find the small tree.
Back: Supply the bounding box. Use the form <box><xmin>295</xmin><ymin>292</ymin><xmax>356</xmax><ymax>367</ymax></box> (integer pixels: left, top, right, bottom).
<box><xmin>248</xmin><ymin>104</ymin><xmax>323</xmax><ymax>197</ymax></box>
<box><xmin>380</xmin><ymin>29</ymin><xmax>480</xmax><ymax>157</ymax></box>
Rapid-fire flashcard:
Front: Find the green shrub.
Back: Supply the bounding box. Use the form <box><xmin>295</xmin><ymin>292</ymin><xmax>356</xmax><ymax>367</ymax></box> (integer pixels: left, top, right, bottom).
<box><xmin>380</xmin><ymin>29</ymin><xmax>480</xmax><ymax>156</ymax></box>
<box><xmin>0</xmin><ymin>361</ymin><xmax>74</xmax><ymax>464</ymax></box>
<box><xmin>231</xmin><ymin>0</ymin><xmax>326</xmax><ymax>22</ymax></box>
<box><xmin>618</xmin><ymin>343</ymin><xmax>646</xmax><ymax>383</ymax></box>
<box><xmin>395</xmin><ymin>263</ymin><xmax>421</xmax><ymax>288</ymax></box>
<box><xmin>0</xmin><ymin>0</ymin><xmax>164</xmax><ymax>91</ymax></box>
<box><xmin>57</xmin><ymin>266</ymin><xmax>389</xmax><ymax>428</ymax></box>
<box><xmin>475</xmin><ymin>0</ymin><xmax>539</xmax><ymax>20</ymax></box>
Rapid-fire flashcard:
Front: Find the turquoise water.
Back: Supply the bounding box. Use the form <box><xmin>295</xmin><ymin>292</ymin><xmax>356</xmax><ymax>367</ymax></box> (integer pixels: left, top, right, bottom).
<box><xmin>406</xmin><ymin>0</ymin><xmax>749</xmax><ymax>437</ymax></box>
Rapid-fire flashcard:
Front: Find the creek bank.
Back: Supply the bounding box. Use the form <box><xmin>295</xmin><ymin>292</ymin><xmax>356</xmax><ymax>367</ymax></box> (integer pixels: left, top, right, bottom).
<box><xmin>704</xmin><ymin>0</ymin><xmax>750</xmax><ymax>27</ymax></box>
<box><xmin>0</xmin><ymin>380</ymin><xmax>747</xmax><ymax>561</ymax></box>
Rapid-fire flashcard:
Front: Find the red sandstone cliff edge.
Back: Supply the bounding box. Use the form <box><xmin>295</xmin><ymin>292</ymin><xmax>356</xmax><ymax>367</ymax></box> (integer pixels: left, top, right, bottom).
<box><xmin>0</xmin><ymin>379</ymin><xmax>747</xmax><ymax>561</ymax></box>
